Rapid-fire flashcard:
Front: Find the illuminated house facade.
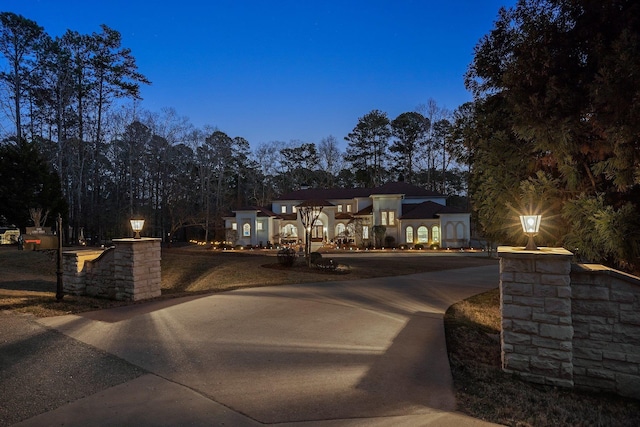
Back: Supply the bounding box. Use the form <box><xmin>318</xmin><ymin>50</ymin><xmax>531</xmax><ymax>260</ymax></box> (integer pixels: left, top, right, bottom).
<box><xmin>224</xmin><ymin>181</ymin><xmax>471</xmax><ymax>249</ymax></box>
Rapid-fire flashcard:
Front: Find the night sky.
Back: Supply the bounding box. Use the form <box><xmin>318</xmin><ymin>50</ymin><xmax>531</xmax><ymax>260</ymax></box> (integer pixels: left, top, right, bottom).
<box><xmin>4</xmin><ymin>0</ymin><xmax>516</xmax><ymax>147</ymax></box>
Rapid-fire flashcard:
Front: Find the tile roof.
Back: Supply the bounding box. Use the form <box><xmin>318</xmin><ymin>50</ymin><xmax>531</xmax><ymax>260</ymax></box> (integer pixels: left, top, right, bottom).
<box><xmin>275</xmin><ymin>181</ymin><xmax>444</xmax><ymax>201</ymax></box>
<box><xmin>335</xmin><ymin>213</ymin><xmax>353</xmax><ymax>220</ymax></box>
<box><xmin>354</xmin><ymin>205</ymin><xmax>373</xmax><ymax>216</ymax></box>
<box><xmin>275</xmin><ymin>188</ymin><xmax>371</xmax><ymax>201</ymax></box>
<box><xmin>233</xmin><ymin>206</ymin><xmax>278</xmax><ymax>217</ymax></box>
<box><xmin>278</xmin><ymin>213</ymin><xmax>297</xmax><ymax>221</ymax></box>
<box><xmin>400</xmin><ymin>201</ymin><xmax>468</xmax><ymax>219</ymax></box>
<box><xmin>296</xmin><ymin>199</ymin><xmax>335</xmax><ymax>207</ymax></box>
<box><xmin>372</xmin><ymin>181</ymin><xmax>444</xmax><ymax>197</ymax></box>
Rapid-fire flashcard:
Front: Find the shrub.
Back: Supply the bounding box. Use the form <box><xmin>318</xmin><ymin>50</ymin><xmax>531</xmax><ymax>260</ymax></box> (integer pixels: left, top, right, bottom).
<box><xmin>430</xmin><ymin>244</ymin><xmax>440</xmax><ymax>250</ymax></box>
<box><xmin>414</xmin><ymin>244</ymin><xmax>424</xmax><ymax>250</ymax></box>
<box><xmin>309</xmin><ymin>251</ymin><xmax>322</xmax><ymax>265</ymax></box>
<box><xmin>277</xmin><ymin>248</ymin><xmax>297</xmax><ymax>267</ymax></box>
<box><xmin>384</xmin><ymin>235</ymin><xmax>395</xmax><ymax>248</ymax></box>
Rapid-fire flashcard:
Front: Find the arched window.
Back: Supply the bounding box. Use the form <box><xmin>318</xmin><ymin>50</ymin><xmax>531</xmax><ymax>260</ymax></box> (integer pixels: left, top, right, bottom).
<box><xmin>243</xmin><ymin>223</ymin><xmax>251</xmax><ymax>237</ymax></box>
<box><xmin>282</xmin><ymin>224</ymin><xmax>297</xmax><ymax>237</ymax></box>
<box><xmin>312</xmin><ymin>219</ymin><xmax>324</xmax><ymax>240</ymax></box>
<box><xmin>432</xmin><ymin>226</ymin><xmax>440</xmax><ymax>242</ymax></box>
<box><xmin>336</xmin><ymin>223</ymin><xmax>346</xmax><ymax>236</ymax></box>
<box><xmin>456</xmin><ymin>223</ymin><xmax>465</xmax><ymax>240</ymax></box>
<box><xmin>405</xmin><ymin>226</ymin><xmax>414</xmax><ymax>243</ymax></box>
<box><xmin>417</xmin><ymin>226</ymin><xmax>428</xmax><ymax>243</ymax></box>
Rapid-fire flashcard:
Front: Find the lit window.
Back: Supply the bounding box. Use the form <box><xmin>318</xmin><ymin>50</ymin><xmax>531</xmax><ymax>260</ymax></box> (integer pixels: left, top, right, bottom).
<box><xmin>292</xmin><ymin>206</ymin><xmax>297</xmax><ymax>213</ymax></box>
<box><xmin>432</xmin><ymin>226</ymin><xmax>440</xmax><ymax>242</ymax></box>
<box><xmin>243</xmin><ymin>223</ymin><xmax>251</xmax><ymax>237</ymax></box>
<box><xmin>381</xmin><ymin>210</ymin><xmax>395</xmax><ymax>226</ymax></box>
<box><xmin>406</xmin><ymin>226</ymin><xmax>413</xmax><ymax>243</ymax></box>
<box><xmin>363</xmin><ymin>226</ymin><xmax>369</xmax><ymax>239</ymax></box>
<box><xmin>336</xmin><ymin>223</ymin><xmax>345</xmax><ymax>236</ymax></box>
<box><xmin>281</xmin><ymin>206</ymin><xmax>287</xmax><ymax>214</ymax></box>
<box><xmin>417</xmin><ymin>226</ymin><xmax>428</xmax><ymax>243</ymax></box>
<box><xmin>232</xmin><ymin>222</ymin><xmax>237</xmax><ymax>230</ymax></box>
<box><xmin>257</xmin><ymin>221</ymin><xmax>263</xmax><ymax>231</ymax></box>
<box><xmin>337</xmin><ymin>205</ymin><xmax>343</xmax><ymax>213</ymax></box>
<box><xmin>346</xmin><ymin>204</ymin><xmax>352</xmax><ymax>212</ymax></box>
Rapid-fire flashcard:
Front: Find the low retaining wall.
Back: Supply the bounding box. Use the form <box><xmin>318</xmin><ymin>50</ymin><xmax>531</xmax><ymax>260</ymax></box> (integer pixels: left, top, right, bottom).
<box><xmin>498</xmin><ymin>246</ymin><xmax>640</xmax><ymax>399</ymax></box>
<box><xmin>63</xmin><ymin>238</ymin><xmax>161</xmax><ymax>301</ymax></box>
<box><xmin>571</xmin><ymin>264</ymin><xmax>640</xmax><ymax>398</ymax></box>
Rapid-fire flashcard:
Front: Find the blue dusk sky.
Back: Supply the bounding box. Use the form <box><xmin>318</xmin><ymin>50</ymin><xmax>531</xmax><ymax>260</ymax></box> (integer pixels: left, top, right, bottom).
<box><xmin>4</xmin><ymin>1</ymin><xmax>515</xmax><ymax>147</ymax></box>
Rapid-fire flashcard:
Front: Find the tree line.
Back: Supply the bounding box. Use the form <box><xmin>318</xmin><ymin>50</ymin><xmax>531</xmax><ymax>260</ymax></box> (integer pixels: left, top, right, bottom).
<box><xmin>0</xmin><ymin>12</ymin><xmax>467</xmax><ymax>244</ymax></box>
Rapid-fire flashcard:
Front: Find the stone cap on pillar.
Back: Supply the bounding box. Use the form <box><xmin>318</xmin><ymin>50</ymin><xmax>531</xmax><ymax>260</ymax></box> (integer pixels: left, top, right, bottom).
<box><xmin>113</xmin><ymin>237</ymin><xmax>162</xmax><ymax>243</ymax></box>
<box><xmin>498</xmin><ymin>246</ymin><xmax>573</xmax><ymax>258</ymax></box>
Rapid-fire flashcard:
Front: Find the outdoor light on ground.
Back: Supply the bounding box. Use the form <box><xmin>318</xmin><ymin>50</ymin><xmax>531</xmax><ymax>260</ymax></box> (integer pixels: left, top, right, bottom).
<box><xmin>520</xmin><ymin>214</ymin><xmax>541</xmax><ymax>250</ymax></box>
<box><xmin>130</xmin><ymin>219</ymin><xmax>145</xmax><ymax>239</ymax></box>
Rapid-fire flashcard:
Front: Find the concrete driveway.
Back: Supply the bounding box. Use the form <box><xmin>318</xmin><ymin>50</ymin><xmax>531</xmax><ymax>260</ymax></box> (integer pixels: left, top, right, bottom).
<box><xmin>25</xmin><ymin>264</ymin><xmax>500</xmax><ymax>426</ymax></box>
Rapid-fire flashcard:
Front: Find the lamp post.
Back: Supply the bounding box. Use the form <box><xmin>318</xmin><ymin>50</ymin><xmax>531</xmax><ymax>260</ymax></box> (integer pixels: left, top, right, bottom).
<box><xmin>56</xmin><ymin>213</ymin><xmax>64</xmax><ymax>301</ymax></box>
<box><xmin>520</xmin><ymin>214</ymin><xmax>541</xmax><ymax>250</ymax></box>
<box><xmin>130</xmin><ymin>219</ymin><xmax>145</xmax><ymax>239</ymax></box>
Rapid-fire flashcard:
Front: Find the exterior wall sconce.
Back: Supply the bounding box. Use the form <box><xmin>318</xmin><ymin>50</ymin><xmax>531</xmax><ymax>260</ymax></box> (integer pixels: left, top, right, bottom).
<box><xmin>130</xmin><ymin>219</ymin><xmax>145</xmax><ymax>239</ymax></box>
<box><xmin>520</xmin><ymin>214</ymin><xmax>541</xmax><ymax>250</ymax></box>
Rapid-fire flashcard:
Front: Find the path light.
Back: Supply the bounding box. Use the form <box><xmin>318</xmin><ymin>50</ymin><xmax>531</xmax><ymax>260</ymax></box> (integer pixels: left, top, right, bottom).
<box><xmin>130</xmin><ymin>218</ymin><xmax>145</xmax><ymax>239</ymax></box>
<box><xmin>520</xmin><ymin>214</ymin><xmax>541</xmax><ymax>250</ymax></box>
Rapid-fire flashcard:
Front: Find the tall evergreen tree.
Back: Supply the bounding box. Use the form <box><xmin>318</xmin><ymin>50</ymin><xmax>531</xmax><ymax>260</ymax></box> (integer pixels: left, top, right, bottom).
<box><xmin>390</xmin><ymin>111</ymin><xmax>429</xmax><ymax>184</ymax></box>
<box><xmin>0</xmin><ymin>139</ymin><xmax>67</xmax><ymax>229</ymax></box>
<box><xmin>0</xmin><ymin>12</ymin><xmax>45</xmax><ymax>141</ymax></box>
<box><xmin>345</xmin><ymin>109</ymin><xmax>391</xmax><ymax>187</ymax></box>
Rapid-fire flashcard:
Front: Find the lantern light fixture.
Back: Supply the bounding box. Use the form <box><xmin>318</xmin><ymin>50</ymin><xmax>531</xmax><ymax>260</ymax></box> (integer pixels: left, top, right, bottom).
<box><xmin>519</xmin><ymin>214</ymin><xmax>541</xmax><ymax>250</ymax></box>
<box><xmin>130</xmin><ymin>219</ymin><xmax>145</xmax><ymax>239</ymax></box>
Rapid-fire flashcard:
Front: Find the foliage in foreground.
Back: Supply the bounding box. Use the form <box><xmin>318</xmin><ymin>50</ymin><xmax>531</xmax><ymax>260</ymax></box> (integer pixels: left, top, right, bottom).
<box><xmin>445</xmin><ymin>289</ymin><xmax>640</xmax><ymax>427</ymax></box>
<box><xmin>463</xmin><ymin>0</ymin><xmax>640</xmax><ymax>273</ymax></box>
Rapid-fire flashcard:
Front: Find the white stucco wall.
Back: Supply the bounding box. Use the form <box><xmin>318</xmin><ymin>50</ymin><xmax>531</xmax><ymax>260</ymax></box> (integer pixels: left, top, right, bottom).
<box><xmin>439</xmin><ymin>213</ymin><xmax>471</xmax><ymax>248</ymax></box>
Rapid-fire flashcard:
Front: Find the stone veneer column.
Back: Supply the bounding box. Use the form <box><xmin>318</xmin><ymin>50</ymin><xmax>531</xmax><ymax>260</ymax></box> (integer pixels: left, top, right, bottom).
<box><xmin>112</xmin><ymin>238</ymin><xmax>162</xmax><ymax>301</ymax></box>
<box><xmin>62</xmin><ymin>249</ymin><xmax>106</xmax><ymax>295</ymax></box>
<box><xmin>498</xmin><ymin>246</ymin><xmax>574</xmax><ymax>387</ymax></box>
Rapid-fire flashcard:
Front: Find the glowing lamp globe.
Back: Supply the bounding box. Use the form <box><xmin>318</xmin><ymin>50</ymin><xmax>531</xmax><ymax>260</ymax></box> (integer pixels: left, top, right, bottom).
<box><xmin>130</xmin><ymin>219</ymin><xmax>145</xmax><ymax>239</ymax></box>
<box><xmin>519</xmin><ymin>215</ymin><xmax>541</xmax><ymax>250</ymax></box>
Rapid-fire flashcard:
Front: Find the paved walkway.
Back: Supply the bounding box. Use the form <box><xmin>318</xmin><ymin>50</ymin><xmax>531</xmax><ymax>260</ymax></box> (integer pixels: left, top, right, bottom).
<box><xmin>8</xmin><ymin>265</ymin><xmax>502</xmax><ymax>426</ymax></box>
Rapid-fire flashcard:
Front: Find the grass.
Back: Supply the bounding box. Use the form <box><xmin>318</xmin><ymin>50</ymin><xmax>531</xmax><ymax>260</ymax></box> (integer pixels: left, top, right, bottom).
<box><xmin>0</xmin><ymin>244</ymin><xmax>496</xmax><ymax>316</ymax></box>
<box><xmin>444</xmin><ymin>288</ymin><xmax>640</xmax><ymax>427</ymax></box>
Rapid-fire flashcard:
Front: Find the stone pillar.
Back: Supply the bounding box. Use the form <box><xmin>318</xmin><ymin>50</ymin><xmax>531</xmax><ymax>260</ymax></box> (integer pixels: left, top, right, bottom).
<box><xmin>498</xmin><ymin>246</ymin><xmax>574</xmax><ymax>387</ymax></box>
<box><xmin>112</xmin><ymin>238</ymin><xmax>162</xmax><ymax>301</ymax></box>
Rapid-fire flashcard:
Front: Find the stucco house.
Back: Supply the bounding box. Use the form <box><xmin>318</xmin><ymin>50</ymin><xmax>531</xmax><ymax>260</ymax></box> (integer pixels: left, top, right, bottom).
<box><xmin>224</xmin><ymin>181</ymin><xmax>470</xmax><ymax>250</ymax></box>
